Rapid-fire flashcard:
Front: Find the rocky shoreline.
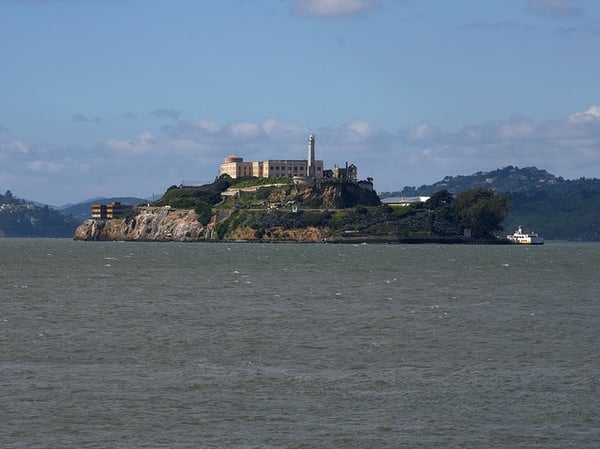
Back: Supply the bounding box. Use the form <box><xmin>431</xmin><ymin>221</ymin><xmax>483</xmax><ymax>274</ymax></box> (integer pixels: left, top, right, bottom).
<box><xmin>74</xmin><ymin>206</ymin><xmax>508</xmax><ymax>244</ymax></box>
<box><xmin>74</xmin><ymin>207</ymin><xmax>206</xmax><ymax>242</ymax></box>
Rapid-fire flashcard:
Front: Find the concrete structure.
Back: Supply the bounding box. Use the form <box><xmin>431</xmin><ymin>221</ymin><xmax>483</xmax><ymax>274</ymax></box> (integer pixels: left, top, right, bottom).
<box><xmin>218</xmin><ymin>134</ymin><xmax>371</xmax><ymax>186</ymax></box>
<box><xmin>330</xmin><ymin>162</ymin><xmax>358</xmax><ymax>181</ymax></box>
<box><xmin>219</xmin><ymin>135</ymin><xmax>324</xmax><ymax>180</ymax></box>
<box><xmin>380</xmin><ymin>196</ymin><xmax>430</xmax><ymax>207</ymax></box>
<box><xmin>220</xmin><ymin>156</ymin><xmax>324</xmax><ymax>180</ymax></box>
<box><xmin>91</xmin><ymin>202</ymin><xmax>133</xmax><ymax>219</ymax></box>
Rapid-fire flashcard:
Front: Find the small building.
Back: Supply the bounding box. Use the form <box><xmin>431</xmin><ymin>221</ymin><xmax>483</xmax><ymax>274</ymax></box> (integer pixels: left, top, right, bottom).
<box><xmin>380</xmin><ymin>196</ymin><xmax>430</xmax><ymax>207</ymax></box>
<box><xmin>332</xmin><ymin>163</ymin><xmax>358</xmax><ymax>181</ymax></box>
<box><xmin>91</xmin><ymin>202</ymin><xmax>133</xmax><ymax>219</ymax></box>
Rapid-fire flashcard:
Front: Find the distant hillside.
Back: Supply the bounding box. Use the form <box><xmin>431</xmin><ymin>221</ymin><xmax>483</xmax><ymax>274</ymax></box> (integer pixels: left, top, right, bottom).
<box><xmin>59</xmin><ymin>197</ymin><xmax>148</xmax><ymax>222</ymax></box>
<box><xmin>381</xmin><ymin>166</ymin><xmax>600</xmax><ymax>241</ymax></box>
<box><xmin>0</xmin><ymin>190</ymin><xmax>80</xmax><ymax>238</ymax></box>
<box><xmin>381</xmin><ymin>166</ymin><xmax>568</xmax><ymax>196</ymax></box>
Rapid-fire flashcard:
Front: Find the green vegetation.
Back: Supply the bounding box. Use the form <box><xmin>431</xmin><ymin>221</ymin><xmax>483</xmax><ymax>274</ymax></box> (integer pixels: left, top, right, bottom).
<box><xmin>151</xmin><ymin>175</ymin><xmax>509</xmax><ymax>241</ymax></box>
<box><xmin>211</xmin><ymin>187</ymin><xmax>508</xmax><ymax>241</ymax></box>
<box><xmin>384</xmin><ymin>166</ymin><xmax>600</xmax><ymax>241</ymax></box>
<box><xmin>157</xmin><ymin>177</ymin><xmax>232</xmax><ymax>208</ymax></box>
<box><xmin>454</xmin><ymin>188</ymin><xmax>510</xmax><ymax>238</ymax></box>
<box><xmin>155</xmin><ymin>176</ymin><xmax>233</xmax><ymax>225</ymax></box>
<box><xmin>228</xmin><ymin>176</ymin><xmax>291</xmax><ymax>188</ymax></box>
<box><xmin>155</xmin><ymin>176</ymin><xmax>291</xmax><ymax>220</ymax></box>
<box><xmin>504</xmin><ymin>189</ymin><xmax>600</xmax><ymax>240</ymax></box>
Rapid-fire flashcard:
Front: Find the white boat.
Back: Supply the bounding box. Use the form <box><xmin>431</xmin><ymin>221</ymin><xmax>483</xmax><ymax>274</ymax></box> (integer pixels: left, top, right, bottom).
<box><xmin>507</xmin><ymin>226</ymin><xmax>544</xmax><ymax>245</ymax></box>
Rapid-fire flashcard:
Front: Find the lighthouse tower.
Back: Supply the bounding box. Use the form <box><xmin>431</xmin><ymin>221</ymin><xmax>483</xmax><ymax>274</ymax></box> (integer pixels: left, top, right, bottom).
<box><xmin>307</xmin><ymin>134</ymin><xmax>316</xmax><ymax>178</ymax></box>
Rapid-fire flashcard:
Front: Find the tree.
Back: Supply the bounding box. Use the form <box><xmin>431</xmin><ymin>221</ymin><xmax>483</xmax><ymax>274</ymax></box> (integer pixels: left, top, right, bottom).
<box><xmin>3</xmin><ymin>190</ymin><xmax>15</xmax><ymax>204</ymax></box>
<box><xmin>425</xmin><ymin>190</ymin><xmax>453</xmax><ymax>210</ymax></box>
<box><xmin>454</xmin><ymin>188</ymin><xmax>509</xmax><ymax>238</ymax></box>
<box><xmin>424</xmin><ymin>190</ymin><xmax>457</xmax><ymax>235</ymax></box>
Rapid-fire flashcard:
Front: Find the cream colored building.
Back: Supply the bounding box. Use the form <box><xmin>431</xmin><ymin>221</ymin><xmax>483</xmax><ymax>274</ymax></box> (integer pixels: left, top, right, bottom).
<box><xmin>220</xmin><ymin>155</ymin><xmax>324</xmax><ymax>180</ymax></box>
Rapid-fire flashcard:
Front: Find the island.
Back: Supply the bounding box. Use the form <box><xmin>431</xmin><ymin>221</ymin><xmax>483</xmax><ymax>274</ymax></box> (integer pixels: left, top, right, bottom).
<box><xmin>74</xmin><ymin>177</ymin><xmax>509</xmax><ymax>244</ymax></box>
<box><xmin>74</xmin><ymin>134</ymin><xmax>509</xmax><ymax>243</ymax></box>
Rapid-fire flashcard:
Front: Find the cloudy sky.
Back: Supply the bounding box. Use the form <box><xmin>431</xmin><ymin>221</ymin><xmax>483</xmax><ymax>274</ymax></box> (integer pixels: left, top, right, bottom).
<box><xmin>1</xmin><ymin>0</ymin><xmax>599</xmax><ymax>204</ymax></box>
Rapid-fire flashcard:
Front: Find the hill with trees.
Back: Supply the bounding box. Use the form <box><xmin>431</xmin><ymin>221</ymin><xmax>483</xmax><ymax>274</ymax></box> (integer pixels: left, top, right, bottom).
<box><xmin>0</xmin><ymin>191</ymin><xmax>79</xmax><ymax>237</ymax></box>
<box><xmin>381</xmin><ymin>166</ymin><xmax>600</xmax><ymax>241</ymax></box>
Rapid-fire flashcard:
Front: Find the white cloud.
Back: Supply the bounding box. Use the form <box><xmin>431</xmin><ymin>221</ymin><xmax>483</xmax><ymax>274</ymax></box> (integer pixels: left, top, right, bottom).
<box><xmin>346</xmin><ymin>120</ymin><xmax>374</xmax><ymax>139</ymax></box>
<box><xmin>195</xmin><ymin>120</ymin><xmax>221</xmax><ymax>133</ymax></box>
<box><xmin>261</xmin><ymin>119</ymin><xmax>307</xmax><ymax>141</ymax></box>
<box><xmin>292</xmin><ymin>0</ymin><xmax>381</xmax><ymax>18</ymax></box>
<box><xmin>401</xmin><ymin>122</ymin><xmax>442</xmax><ymax>143</ymax></box>
<box><xmin>105</xmin><ymin>132</ymin><xmax>156</xmax><ymax>155</ymax></box>
<box><xmin>0</xmin><ymin>139</ymin><xmax>29</xmax><ymax>159</ymax></box>
<box><xmin>567</xmin><ymin>105</ymin><xmax>600</xmax><ymax>123</ymax></box>
<box><xmin>162</xmin><ymin>118</ymin><xmax>304</xmax><ymax>155</ymax></box>
<box><xmin>392</xmin><ymin>105</ymin><xmax>600</xmax><ymax>186</ymax></box>
<box><xmin>7</xmin><ymin>106</ymin><xmax>600</xmax><ymax>202</ymax></box>
<box><xmin>495</xmin><ymin>116</ymin><xmax>536</xmax><ymax>141</ymax></box>
<box><xmin>227</xmin><ymin>121</ymin><xmax>262</xmax><ymax>139</ymax></box>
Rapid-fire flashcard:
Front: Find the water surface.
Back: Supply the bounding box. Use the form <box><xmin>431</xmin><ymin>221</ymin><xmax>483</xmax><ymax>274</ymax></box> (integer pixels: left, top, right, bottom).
<box><xmin>1</xmin><ymin>239</ymin><xmax>599</xmax><ymax>448</ymax></box>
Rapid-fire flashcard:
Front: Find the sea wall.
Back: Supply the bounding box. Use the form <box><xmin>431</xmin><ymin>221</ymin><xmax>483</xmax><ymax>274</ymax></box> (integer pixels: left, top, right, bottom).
<box><xmin>73</xmin><ymin>207</ymin><xmax>206</xmax><ymax>241</ymax></box>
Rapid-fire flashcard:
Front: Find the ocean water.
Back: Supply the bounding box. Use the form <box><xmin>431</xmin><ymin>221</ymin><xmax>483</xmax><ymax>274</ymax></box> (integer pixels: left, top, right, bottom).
<box><xmin>1</xmin><ymin>238</ymin><xmax>599</xmax><ymax>448</ymax></box>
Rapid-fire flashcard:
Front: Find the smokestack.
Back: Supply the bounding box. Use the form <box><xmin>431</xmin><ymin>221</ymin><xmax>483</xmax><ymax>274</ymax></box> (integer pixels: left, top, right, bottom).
<box><xmin>307</xmin><ymin>134</ymin><xmax>315</xmax><ymax>177</ymax></box>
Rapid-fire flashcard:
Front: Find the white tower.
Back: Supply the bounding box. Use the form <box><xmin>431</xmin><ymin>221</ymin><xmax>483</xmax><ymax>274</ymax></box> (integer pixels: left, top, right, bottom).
<box><xmin>307</xmin><ymin>134</ymin><xmax>316</xmax><ymax>178</ymax></box>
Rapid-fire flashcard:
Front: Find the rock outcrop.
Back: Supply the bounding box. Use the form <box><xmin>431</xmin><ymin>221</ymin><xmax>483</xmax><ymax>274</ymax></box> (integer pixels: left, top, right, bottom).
<box><xmin>74</xmin><ymin>207</ymin><xmax>205</xmax><ymax>241</ymax></box>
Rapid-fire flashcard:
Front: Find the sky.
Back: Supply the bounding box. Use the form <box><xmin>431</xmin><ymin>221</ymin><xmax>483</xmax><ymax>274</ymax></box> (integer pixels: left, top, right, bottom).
<box><xmin>1</xmin><ymin>0</ymin><xmax>600</xmax><ymax>205</ymax></box>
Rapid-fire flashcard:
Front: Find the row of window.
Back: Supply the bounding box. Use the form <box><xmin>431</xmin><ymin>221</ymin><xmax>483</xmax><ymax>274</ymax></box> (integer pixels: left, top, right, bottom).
<box><xmin>233</xmin><ymin>165</ymin><xmax>323</xmax><ymax>176</ymax></box>
<box><xmin>268</xmin><ymin>166</ymin><xmax>322</xmax><ymax>171</ymax></box>
<box><xmin>270</xmin><ymin>166</ymin><xmax>302</xmax><ymax>171</ymax></box>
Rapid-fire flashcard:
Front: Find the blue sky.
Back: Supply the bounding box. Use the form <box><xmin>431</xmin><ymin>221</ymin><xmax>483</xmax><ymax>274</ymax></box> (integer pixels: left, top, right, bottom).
<box><xmin>1</xmin><ymin>0</ymin><xmax>599</xmax><ymax>205</ymax></box>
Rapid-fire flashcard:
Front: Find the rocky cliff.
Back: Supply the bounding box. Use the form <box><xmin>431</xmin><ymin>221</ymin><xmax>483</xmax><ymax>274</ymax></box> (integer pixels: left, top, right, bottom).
<box><xmin>74</xmin><ymin>207</ymin><xmax>206</xmax><ymax>241</ymax></box>
<box><xmin>74</xmin><ymin>207</ymin><xmax>330</xmax><ymax>243</ymax></box>
<box><xmin>75</xmin><ymin>180</ymin><xmax>475</xmax><ymax>243</ymax></box>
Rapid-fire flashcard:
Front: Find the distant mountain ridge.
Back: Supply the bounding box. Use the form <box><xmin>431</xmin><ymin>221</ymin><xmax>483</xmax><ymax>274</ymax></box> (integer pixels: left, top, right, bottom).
<box><xmin>0</xmin><ymin>192</ymin><xmax>147</xmax><ymax>238</ymax></box>
<box><xmin>0</xmin><ymin>190</ymin><xmax>79</xmax><ymax>238</ymax></box>
<box><xmin>381</xmin><ymin>166</ymin><xmax>599</xmax><ymax>197</ymax></box>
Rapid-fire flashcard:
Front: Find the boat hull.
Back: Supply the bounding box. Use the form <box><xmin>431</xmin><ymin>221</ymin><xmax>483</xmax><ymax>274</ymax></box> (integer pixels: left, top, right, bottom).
<box><xmin>507</xmin><ymin>226</ymin><xmax>544</xmax><ymax>245</ymax></box>
<box><xmin>510</xmin><ymin>239</ymin><xmax>544</xmax><ymax>245</ymax></box>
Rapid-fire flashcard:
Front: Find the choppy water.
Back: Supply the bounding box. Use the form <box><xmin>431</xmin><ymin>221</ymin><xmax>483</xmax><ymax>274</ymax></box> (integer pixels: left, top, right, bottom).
<box><xmin>1</xmin><ymin>238</ymin><xmax>599</xmax><ymax>448</ymax></box>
